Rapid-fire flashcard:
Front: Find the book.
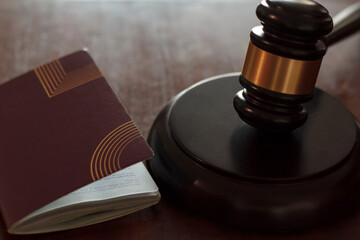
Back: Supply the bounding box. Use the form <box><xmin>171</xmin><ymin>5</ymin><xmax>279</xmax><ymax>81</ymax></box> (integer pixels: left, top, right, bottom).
<box><xmin>0</xmin><ymin>50</ymin><xmax>160</xmax><ymax>234</ymax></box>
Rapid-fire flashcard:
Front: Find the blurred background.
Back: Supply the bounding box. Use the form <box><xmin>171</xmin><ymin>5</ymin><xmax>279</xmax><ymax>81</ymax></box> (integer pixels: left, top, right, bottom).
<box><xmin>0</xmin><ymin>1</ymin><xmax>360</xmax><ymax>240</ymax></box>
<box><xmin>0</xmin><ymin>0</ymin><xmax>359</xmax><ymax>137</ymax></box>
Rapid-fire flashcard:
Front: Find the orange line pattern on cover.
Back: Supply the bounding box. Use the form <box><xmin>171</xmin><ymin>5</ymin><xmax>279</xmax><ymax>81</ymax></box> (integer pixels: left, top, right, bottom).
<box><xmin>90</xmin><ymin>121</ymin><xmax>142</xmax><ymax>181</ymax></box>
<box><xmin>34</xmin><ymin>60</ymin><xmax>103</xmax><ymax>98</ymax></box>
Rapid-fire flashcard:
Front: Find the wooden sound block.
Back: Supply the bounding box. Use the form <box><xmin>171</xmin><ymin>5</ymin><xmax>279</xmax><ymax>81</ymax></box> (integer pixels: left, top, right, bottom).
<box><xmin>148</xmin><ymin>73</ymin><xmax>360</xmax><ymax>232</ymax></box>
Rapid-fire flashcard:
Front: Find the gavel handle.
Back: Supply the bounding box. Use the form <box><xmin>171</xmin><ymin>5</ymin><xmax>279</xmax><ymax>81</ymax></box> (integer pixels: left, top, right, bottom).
<box><xmin>325</xmin><ymin>2</ymin><xmax>360</xmax><ymax>46</ymax></box>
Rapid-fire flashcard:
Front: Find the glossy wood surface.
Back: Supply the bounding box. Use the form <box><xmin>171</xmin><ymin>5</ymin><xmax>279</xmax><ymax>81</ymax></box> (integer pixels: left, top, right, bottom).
<box><xmin>0</xmin><ymin>0</ymin><xmax>359</xmax><ymax>239</ymax></box>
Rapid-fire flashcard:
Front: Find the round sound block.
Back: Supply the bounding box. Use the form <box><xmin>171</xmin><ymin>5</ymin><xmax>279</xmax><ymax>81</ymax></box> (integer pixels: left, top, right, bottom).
<box><xmin>148</xmin><ymin>73</ymin><xmax>360</xmax><ymax>232</ymax></box>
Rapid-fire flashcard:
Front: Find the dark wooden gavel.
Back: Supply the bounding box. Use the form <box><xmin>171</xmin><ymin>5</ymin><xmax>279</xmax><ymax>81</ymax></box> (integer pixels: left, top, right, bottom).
<box><xmin>234</xmin><ymin>0</ymin><xmax>360</xmax><ymax>132</ymax></box>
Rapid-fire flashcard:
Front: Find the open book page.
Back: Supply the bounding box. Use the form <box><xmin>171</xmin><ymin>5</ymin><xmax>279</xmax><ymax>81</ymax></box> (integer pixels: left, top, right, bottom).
<box><xmin>16</xmin><ymin>162</ymin><xmax>159</xmax><ymax>232</ymax></box>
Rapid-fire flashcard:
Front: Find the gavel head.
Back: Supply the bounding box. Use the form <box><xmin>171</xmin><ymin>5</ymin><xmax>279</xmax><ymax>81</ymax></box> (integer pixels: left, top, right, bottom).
<box><xmin>233</xmin><ymin>0</ymin><xmax>333</xmax><ymax>132</ymax></box>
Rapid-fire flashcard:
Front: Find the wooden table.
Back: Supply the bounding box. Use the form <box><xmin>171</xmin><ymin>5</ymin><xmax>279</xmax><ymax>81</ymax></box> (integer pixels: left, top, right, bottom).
<box><xmin>0</xmin><ymin>0</ymin><xmax>359</xmax><ymax>239</ymax></box>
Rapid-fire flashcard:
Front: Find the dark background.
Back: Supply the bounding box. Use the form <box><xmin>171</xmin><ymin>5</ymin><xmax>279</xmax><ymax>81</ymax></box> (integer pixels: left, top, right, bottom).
<box><xmin>0</xmin><ymin>0</ymin><xmax>359</xmax><ymax>239</ymax></box>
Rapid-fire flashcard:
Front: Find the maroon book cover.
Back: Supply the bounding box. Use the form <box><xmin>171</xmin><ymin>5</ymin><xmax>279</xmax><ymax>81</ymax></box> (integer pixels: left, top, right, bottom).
<box><xmin>0</xmin><ymin>50</ymin><xmax>153</xmax><ymax>228</ymax></box>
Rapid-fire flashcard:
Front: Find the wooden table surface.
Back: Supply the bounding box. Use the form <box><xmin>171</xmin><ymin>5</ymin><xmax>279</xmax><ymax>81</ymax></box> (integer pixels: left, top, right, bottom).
<box><xmin>0</xmin><ymin>0</ymin><xmax>359</xmax><ymax>239</ymax></box>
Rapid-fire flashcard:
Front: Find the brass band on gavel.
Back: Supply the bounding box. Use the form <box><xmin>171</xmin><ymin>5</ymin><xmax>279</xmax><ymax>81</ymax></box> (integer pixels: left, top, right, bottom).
<box><xmin>242</xmin><ymin>42</ymin><xmax>322</xmax><ymax>95</ymax></box>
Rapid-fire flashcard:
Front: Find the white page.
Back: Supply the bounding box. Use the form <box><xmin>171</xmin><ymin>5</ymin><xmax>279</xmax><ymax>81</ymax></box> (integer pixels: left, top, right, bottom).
<box><xmin>24</xmin><ymin>162</ymin><xmax>158</xmax><ymax>219</ymax></box>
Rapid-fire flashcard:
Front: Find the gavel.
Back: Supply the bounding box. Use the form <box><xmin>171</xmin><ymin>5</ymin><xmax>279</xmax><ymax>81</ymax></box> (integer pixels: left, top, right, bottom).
<box><xmin>234</xmin><ymin>0</ymin><xmax>360</xmax><ymax>131</ymax></box>
<box><xmin>148</xmin><ymin>0</ymin><xmax>360</xmax><ymax>232</ymax></box>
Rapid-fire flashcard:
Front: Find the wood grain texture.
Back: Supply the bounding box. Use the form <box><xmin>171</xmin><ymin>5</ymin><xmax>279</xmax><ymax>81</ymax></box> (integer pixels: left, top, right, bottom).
<box><xmin>0</xmin><ymin>0</ymin><xmax>359</xmax><ymax>239</ymax></box>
